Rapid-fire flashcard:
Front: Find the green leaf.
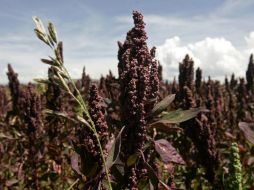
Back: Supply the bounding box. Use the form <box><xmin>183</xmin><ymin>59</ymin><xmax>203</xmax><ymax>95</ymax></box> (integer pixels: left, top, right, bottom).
<box><xmin>161</xmin><ymin>108</ymin><xmax>202</xmax><ymax>124</ymax></box>
<box><xmin>83</xmin><ymin>152</ymin><xmax>99</xmax><ymax>177</ymax></box>
<box><xmin>151</xmin><ymin>94</ymin><xmax>175</xmax><ymax>116</ymax></box>
<box><xmin>34</xmin><ymin>78</ymin><xmax>51</xmax><ymax>84</ymax></box>
<box><xmin>43</xmin><ymin>109</ymin><xmax>76</xmax><ymax>123</ymax></box>
<box><xmin>127</xmin><ymin>154</ymin><xmax>138</xmax><ymax>167</ymax></box>
<box><xmin>149</xmin><ymin>121</ymin><xmax>183</xmax><ymax>133</ymax></box>
<box><xmin>137</xmin><ymin>179</ymin><xmax>149</xmax><ymax>189</ymax></box>
<box><xmin>105</xmin><ymin>127</ymin><xmax>125</xmax><ymax>169</ymax></box>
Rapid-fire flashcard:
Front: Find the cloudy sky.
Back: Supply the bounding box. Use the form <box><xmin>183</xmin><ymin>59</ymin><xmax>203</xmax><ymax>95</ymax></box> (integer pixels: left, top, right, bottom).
<box><xmin>1</xmin><ymin>0</ymin><xmax>254</xmax><ymax>83</ymax></box>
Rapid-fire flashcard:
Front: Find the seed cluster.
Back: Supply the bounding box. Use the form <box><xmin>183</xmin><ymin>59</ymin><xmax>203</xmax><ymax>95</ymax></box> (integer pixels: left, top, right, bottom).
<box><xmin>118</xmin><ymin>11</ymin><xmax>159</xmax><ymax>189</ymax></box>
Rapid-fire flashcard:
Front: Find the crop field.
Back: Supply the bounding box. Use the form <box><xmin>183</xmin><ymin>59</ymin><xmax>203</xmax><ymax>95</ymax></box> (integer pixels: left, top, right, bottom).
<box><xmin>0</xmin><ymin>11</ymin><xmax>254</xmax><ymax>190</ymax></box>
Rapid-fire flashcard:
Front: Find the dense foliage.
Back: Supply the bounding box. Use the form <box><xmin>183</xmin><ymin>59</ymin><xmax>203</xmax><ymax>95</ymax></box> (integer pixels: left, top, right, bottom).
<box><xmin>0</xmin><ymin>11</ymin><xmax>254</xmax><ymax>190</ymax></box>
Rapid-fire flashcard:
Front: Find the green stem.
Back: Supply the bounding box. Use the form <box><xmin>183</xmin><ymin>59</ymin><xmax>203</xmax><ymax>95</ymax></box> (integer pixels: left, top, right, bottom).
<box><xmin>40</xmin><ymin>37</ymin><xmax>112</xmax><ymax>190</ymax></box>
<box><xmin>67</xmin><ymin>179</ymin><xmax>79</xmax><ymax>190</ymax></box>
<box><xmin>56</xmin><ymin>58</ymin><xmax>112</xmax><ymax>190</ymax></box>
<box><xmin>95</xmin><ymin>133</ymin><xmax>112</xmax><ymax>190</ymax></box>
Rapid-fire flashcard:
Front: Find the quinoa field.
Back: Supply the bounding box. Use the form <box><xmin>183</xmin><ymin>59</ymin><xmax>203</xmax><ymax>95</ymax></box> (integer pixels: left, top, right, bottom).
<box><xmin>0</xmin><ymin>10</ymin><xmax>254</xmax><ymax>190</ymax></box>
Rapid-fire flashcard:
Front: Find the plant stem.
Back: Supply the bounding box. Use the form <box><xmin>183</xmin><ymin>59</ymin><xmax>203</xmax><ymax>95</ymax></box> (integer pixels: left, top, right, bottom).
<box><xmin>95</xmin><ymin>133</ymin><xmax>112</xmax><ymax>189</ymax></box>
<box><xmin>56</xmin><ymin>59</ymin><xmax>112</xmax><ymax>190</ymax></box>
<box><xmin>67</xmin><ymin>179</ymin><xmax>79</xmax><ymax>190</ymax></box>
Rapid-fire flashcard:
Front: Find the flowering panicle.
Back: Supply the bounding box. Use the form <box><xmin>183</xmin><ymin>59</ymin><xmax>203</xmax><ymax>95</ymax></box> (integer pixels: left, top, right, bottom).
<box><xmin>0</xmin><ymin>86</ymin><xmax>7</xmax><ymax>119</ymax></box>
<box><xmin>246</xmin><ymin>54</ymin><xmax>254</xmax><ymax>91</ymax></box>
<box><xmin>178</xmin><ymin>55</ymin><xmax>219</xmax><ymax>186</ymax></box>
<box><xmin>105</xmin><ymin>70</ymin><xmax>120</xmax><ymax>101</ymax></box>
<box><xmin>46</xmin><ymin>67</ymin><xmax>65</xmax><ymax>112</ymax></box>
<box><xmin>76</xmin><ymin>84</ymin><xmax>109</xmax><ymax>176</ymax></box>
<box><xmin>78</xmin><ymin>66</ymin><xmax>91</xmax><ymax>96</ymax></box>
<box><xmin>158</xmin><ymin>63</ymin><xmax>163</xmax><ymax>81</ymax></box>
<box><xmin>235</xmin><ymin>78</ymin><xmax>249</xmax><ymax>121</ymax></box>
<box><xmin>6</xmin><ymin>64</ymin><xmax>21</xmax><ymax>114</ymax></box>
<box><xmin>180</xmin><ymin>86</ymin><xmax>196</xmax><ymax>110</ymax></box>
<box><xmin>171</xmin><ymin>77</ymin><xmax>178</xmax><ymax>94</ymax></box>
<box><xmin>226</xmin><ymin>143</ymin><xmax>243</xmax><ymax>190</ymax></box>
<box><xmin>179</xmin><ymin>54</ymin><xmax>194</xmax><ymax>92</ymax></box>
<box><xmin>227</xmin><ymin>90</ymin><xmax>237</xmax><ymax>127</ymax></box>
<box><xmin>117</xmin><ymin>11</ymin><xmax>159</xmax><ymax>189</ymax></box>
<box><xmin>45</xmin><ymin>67</ymin><xmax>67</xmax><ymax>142</ymax></box>
<box><xmin>237</xmin><ymin>78</ymin><xmax>247</xmax><ymax>102</ymax></box>
<box><xmin>195</xmin><ymin>67</ymin><xmax>202</xmax><ymax>95</ymax></box>
<box><xmin>19</xmin><ymin>83</ymin><xmax>42</xmax><ymax>135</ymax></box>
<box><xmin>98</xmin><ymin>71</ymin><xmax>119</xmax><ymax>100</ymax></box>
<box><xmin>225</xmin><ymin>76</ymin><xmax>230</xmax><ymax>91</ymax></box>
<box><xmin>150</xmin><ymin>47</ymin><xmax>160</xmax><ymax>102</ymax></box>
<box><xmin>230</xmin><ymin>74</ymin><xmax>238</xmax><ymax>90</ymax></box>
<box><xmin>18</xmin><ymin>83</ymin><xmax>43</xmax><ymax>190</ymax></box>
<box><xmin>118</xmin><ymin>11</ymin><xmax>159</xmax><ymax>154</ymax></box>
<box><xmin>88</xmin><ymin>85</ymin><xmax>109</xmax><ymax>148</ymax></box>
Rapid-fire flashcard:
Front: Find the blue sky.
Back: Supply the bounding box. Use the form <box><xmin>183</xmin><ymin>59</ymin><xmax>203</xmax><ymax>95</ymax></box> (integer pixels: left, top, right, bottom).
<box><xmin>1</xmin><ymin>0</ymin><xmax>254</xmax><ymax>83</ymax></box>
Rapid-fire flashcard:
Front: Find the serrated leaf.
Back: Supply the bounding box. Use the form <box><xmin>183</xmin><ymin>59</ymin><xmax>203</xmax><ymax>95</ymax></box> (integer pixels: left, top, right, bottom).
<box><xmin>105</xmin><ymin>126</ymin><xmax>125</xmax><ymax>169</ymax></box>
<box><xmin>155</xmin><ymin>139</ymin><xmax>185</xmax><ymax>165</ymax></box>
<box><xmin>161</xmin><ymin>108</ymin><xmax>202</xmax><ymax>124</ymax></box>
<box><xmin>151</xmin><ymin>94</ymin><xmax>175</xmax><ymax>116</ymax></box>
<box><xmin>239</xmin><ymin>122</ymin><xmax>254</xmax><ymax>145</ymax></box>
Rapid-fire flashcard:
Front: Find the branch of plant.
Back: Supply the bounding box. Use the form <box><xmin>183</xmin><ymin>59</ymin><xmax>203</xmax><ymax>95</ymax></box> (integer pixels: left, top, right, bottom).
<box><xmin>33</xmin><ymin>17</ymin><xmax>113</xmax><ymax>190</ymax></box>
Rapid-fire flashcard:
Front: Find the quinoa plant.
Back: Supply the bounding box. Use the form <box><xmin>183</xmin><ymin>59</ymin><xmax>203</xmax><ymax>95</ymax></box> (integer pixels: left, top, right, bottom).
<box><xmin>226</xmin><ymin>143</ymin><xmax>243</xmax><ymax>190</ymax></box>
<box><xmin>6</xmin><ymin>64</ymin><xmax>21</xmax><ymax>116</ymax></box>
<box><xmin>117</xmin><ymin>11</ymin><xmax>160</xmax><ymax>189</ymax></box>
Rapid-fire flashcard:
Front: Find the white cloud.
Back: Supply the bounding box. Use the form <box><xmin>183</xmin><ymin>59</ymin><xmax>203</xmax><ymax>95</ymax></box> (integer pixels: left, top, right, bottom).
<box><xmin>156</xmin><ymin>33</ymin><xmax>254</xmax><ymax>81</ymax></box>
<box><xmin>245</xmin><ymin>31</ymin><xmax>254</xmax><ymax>51</ymax></box>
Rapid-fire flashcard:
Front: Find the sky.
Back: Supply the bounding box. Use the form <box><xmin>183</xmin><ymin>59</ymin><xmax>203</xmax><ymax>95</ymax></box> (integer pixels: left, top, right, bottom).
<box><xmin>1</xmin><ymin>0</ymin><xmax>254</xmax><ymax>83</ymax></box>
